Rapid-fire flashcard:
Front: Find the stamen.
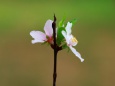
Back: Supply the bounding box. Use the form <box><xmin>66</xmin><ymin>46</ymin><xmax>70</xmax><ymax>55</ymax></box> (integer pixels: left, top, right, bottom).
<box><xmin>71</xmin><ymin>37</ymin><xmax>78</xmax><ymax>43</ymax></box>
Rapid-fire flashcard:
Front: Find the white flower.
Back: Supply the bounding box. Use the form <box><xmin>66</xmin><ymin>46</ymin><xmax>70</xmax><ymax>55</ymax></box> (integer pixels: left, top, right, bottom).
<box><xmin>30</xmin><ymin>20</ymin><xmax>53</xmax><ymax>44</ymax></box>
<box><xmin>62</xmin><ymin>22</ymin><xmax>84</xmax><ymax>62</ymax></box>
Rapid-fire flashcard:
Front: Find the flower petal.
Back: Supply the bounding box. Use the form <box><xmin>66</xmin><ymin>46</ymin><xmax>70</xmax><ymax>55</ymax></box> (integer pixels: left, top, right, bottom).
<box><xmin>44</xmin><ymin>20</ymin><xmax>53</xmax><ymax>37</ymax></box>
<box><xmin>62</xmin><ymin>31</ymin><xmax>67</xmax><ymax>38</ymax></box>
<box><xmin>30</xmin><ymin>31</ymin><xmax>47</xmax><ymax>44</ymax></box>
<box><xmin>65</xmin><ymin>22</ymin><xmax>72</xmax><ymax>35</ymax></box>
<box><xmin>31</xmin><ymin>39</ymin><xmax>44</xmax><ymax>44</ymax></box>
<box><xmin>62</xmin><ymin>31</ymin><xmax>69</xmax><ymax>45</ymax></box>
<box><xmin>69</xmin><ymin>46</ymin><xmax>84</xmax><ymax>62</ymax></box>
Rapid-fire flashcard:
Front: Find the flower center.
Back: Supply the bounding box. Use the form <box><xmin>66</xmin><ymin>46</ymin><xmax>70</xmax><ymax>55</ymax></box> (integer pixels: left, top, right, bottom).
<box><xmin>47</xmin><ymin>37</ymin><xmax>53</xmax><ymax>44</ymax></box>
<box><xmin>71</xmin><ymin>37</ymin><xmax>78</xmax><ymax>43</ymax></box>
<box><xmin>69</xmin><ymin>36</ymin><xmax>78</xmax><ymax>46</ymax></box>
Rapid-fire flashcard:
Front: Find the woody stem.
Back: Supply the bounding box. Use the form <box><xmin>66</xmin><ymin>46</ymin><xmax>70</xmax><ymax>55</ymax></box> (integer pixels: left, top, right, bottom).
<box><xmin>52</xmin><ymin>14</ymin><xmax>57</xmax><ymax>86</ymax></box>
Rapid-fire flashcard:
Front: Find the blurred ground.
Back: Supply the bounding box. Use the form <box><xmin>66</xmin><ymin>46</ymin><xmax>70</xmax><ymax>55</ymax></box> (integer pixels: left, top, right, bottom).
<box><xmin>0</xmin><ymin>0</ymin><xmax>115</xmax><ymax>86</ymax></box>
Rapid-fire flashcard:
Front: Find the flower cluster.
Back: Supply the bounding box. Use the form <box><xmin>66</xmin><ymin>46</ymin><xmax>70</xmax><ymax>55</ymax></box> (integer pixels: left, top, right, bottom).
<box><xmin>30</xmin><ymin>18</ymin><xmax>84</xmax><ymax>62</ymax></box>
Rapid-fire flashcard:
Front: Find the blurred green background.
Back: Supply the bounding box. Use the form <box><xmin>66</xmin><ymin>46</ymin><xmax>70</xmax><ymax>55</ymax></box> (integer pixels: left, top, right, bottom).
<box><xmin>0</xmin><ymin>0</ymin><xmax>115</xmax><ymax>86</ymax></box>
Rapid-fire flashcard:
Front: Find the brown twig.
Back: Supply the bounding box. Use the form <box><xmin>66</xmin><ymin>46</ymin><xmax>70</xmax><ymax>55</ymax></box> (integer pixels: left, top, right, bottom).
<box><xmin>52</xmin><ymin>14</ymin><xmax>57</xmax><ymax>86</ymax></box>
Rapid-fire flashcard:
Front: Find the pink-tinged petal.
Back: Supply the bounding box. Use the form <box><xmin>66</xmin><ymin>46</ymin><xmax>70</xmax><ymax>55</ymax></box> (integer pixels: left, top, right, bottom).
<box><xmin>65</xmin><ymin>22</ymin><xmax>72</xmax><ymax>35</ymax></box>
<box><xmin>44</xmin><ymin>20</ymin><xmax>53</xmax><ymax>37</ymax></box>
<box><xmin>32</xmin><ymin>39</ymin><xmax>45</xmax><ymax>44</ymax></box>
<box><xmin>69</xmin><ymin>46</ymin><xmax>84</xmax><ymax>62</ymax></box>
<box><xmin>30</xmin><ymin>31</ymin><xmax>47</xmax><ymax>44</ymax></box>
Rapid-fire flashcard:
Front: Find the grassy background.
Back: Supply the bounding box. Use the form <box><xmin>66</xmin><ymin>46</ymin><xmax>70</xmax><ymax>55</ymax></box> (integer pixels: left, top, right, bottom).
<box><xmin>0</xmin><ymin>0</ymin><xmax>115</xmax><ymax>86</ymax></box>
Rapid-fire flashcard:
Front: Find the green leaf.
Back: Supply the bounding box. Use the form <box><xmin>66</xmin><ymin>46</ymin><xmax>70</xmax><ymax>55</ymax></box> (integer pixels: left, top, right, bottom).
<box><xmin>70</xmin><ymin>19</ymin><xmax>77</xmax><ymax>25</ymax></box>
<box><xmin>62</xmin><ymin>44</ymin><xmax>68</xmax><ymax>49</ymax></box>
<box><xmin>58</xmin><ymin>16</ymin><xmax>66</xmax><ymax>27</ymax></box>
<box><xmin>41</xmin><ymin>41</ymin><xmax>47</xmax><ymax>45</ymax></box>
<box><xmin>56</xmin><ymin>27</ymin><xmax>65</xmax><ymax>46</ymax></box>
<box><xmin>67</xmin><ymin>47</ymin><xmax>70</xmax><ymax>52</ymax></box>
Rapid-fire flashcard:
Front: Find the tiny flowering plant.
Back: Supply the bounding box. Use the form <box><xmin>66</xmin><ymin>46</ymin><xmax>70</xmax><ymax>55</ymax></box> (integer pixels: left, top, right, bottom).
<box><xmin>30</xmin><ymin>18</ymin><xmax>84</xmax><ymax>62</ymax></box>
<box><xmin>30</xmin><ymin>15</ymin><xmax>84</xmax><ymax>86</ymax></box>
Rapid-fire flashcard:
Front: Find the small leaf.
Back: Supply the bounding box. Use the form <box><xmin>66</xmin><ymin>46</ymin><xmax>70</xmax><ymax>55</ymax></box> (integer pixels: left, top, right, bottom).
<box><xmin>67</xmin><ymin>47</ymin><xmax>70</xmax><ymax>52</ymax></box>
<box><xmin>57</xmin><ymin>27</ymin><xmax>65</xmax><ymax>46</ymax></box>
<box><xmin>41</xmin><ymin>41</ymin><xmax>47</xmax><ymax>45</ymax></box>
<box><xmin>62</xmin><ymin>44</ymin><xmax>68</xmax><ymax>49</ymax></box>
<box><xmin>58</xmin><ymin>16</ymin><xmax>66</xmax><ymax>27</ymax></box>
<box><xmin>70</xmin><ymin>19</ymin><xmax>77</xmax><ymax>25</ymax></box>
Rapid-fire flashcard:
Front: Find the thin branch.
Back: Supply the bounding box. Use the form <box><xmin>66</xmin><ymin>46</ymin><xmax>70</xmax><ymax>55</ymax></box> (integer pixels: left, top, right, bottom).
<box><xmin>52</xmin><ymin>14</ymin><xmax>57</xmax><ymax>86</ymax></box>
